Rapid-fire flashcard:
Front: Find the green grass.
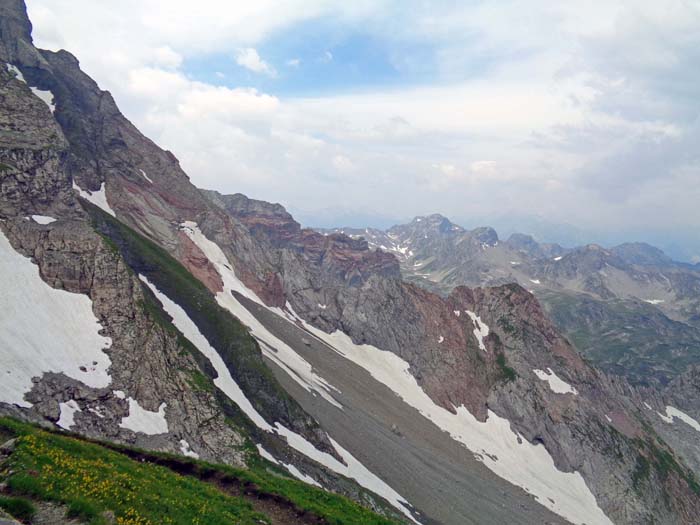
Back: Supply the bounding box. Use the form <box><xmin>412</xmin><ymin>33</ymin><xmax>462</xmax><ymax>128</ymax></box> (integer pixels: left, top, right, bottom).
<box><xmin>0</xmin><ymin>419</ymin><xmax>268</xmax><ymax>525</ymax></box>
<box><xmin>495</xmin><ymin>352</ymin><xmax>517</xmax><ymax>382</ymax></box>
<box><xmin>186</xmin><ymin>369</ymin><xmax>215</xmax><ymax>393</ymax></box>
<box><xmin>630</xmin><ymin>437</ymin><xmax>700</xmax><ymax>496</ymax></box>
<box><xmin>0</xmin><ymin>418</ymin><xmax>403</xmax><ymax>525</ymax></box>
<box><xmin>0</xmin><ymin>495</ymin><xmax>36</xmax><ymax>522</ymax></box>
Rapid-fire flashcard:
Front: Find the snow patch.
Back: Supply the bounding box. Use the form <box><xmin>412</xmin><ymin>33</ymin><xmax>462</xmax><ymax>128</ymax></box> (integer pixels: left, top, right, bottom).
<box><xmin>119</xmin><ymin>398</ymin><xmax>168</xmax><ymax>435</ymax></box>
<box><xmin>88</xmin><ymin>406</ymin><xmax>105</xmax><ymax>419</ymax></box>
<box><xmin>257</xmin><ymin>445</ymin><xmax>322</xmax><ymax>488</ymax></box>
<box><xmin>7</xmin><ymin>63</ymin><xmax>25</xmax><ymax>83</ymax></box>
<box><xmin>179</xmin><ymin>439</ymin><xmax>199</xmax><ymax>459</ymax></box>
<box><xmin>30</xmin><ymin>215</ymin><xmax>56</xmax><ymax>224</ymax></box>
<box><xmin>318</xmin><ymin>303</ymin><xmax>327</xmax><ymax>310</ymax></box>
<box><xmin>643</xmin><ymin>299</ymin><xmax>665</xmax><ymax>305</ymax></box>
<box><xmin>510</xmin><ymin>261</ymin><xmax>520</xmax><ymax>266</ymax></box>
<box><xmin>453</xmin><ymin>310</ymin><xmax>461</xmax><ymax>317</ymax></box>
<box><xmin>139</xmin><ymin>169</ymin><xmax>154</xmax><ymax>184</ymax></box>
<box><xmin>658</xmin><ymin>406</ymin><xmax>700</xmax><ymax>432</ymax></box>
<box><xmin>438</xmin><ymin>336</ymin><xmax>444</xmax><ymax>344</ymax></box>
<box><xmin>658</xmin><ymin>411</ymin><xmax>674</xmax><ymax>424</ymax></box>
<box><xmin>179</xmin><ymin>222</ymin><xmax>341</xmax><ymax>409</ymax></box>
<box><xmin>554</xmin><ymin>256</ymin><xmax>563</xmax><ymax>261</ymax></box>
<box><xmin>30</xmin><ymin>87</ymin><xmax>55</xmax><ymax>113</ymax></box>
<box><xmin>256</xmin><ymin>444</ymin><xmax>278</xmax><ymax>464</ymax></box>
<box><xmin>643</xmin><ymin>402</ymin><xmax>652</xmax><ymax>410</ymax></box>
<box><xmin>275</xmin><ymin>426</ymin><xmax>416</xmax><ymax>522</ymax></box>
<box><xmin>604</xmin><ymin>415</ymin><xmax>612</xmax><ymax>423</ymax></box>
<box><xmin>529</xmin><ymin>279</ymin><xmax>541</xmax><ymax>285</ymax></box>
<box><xmin>284</xmin><ymin>463</ymin><xmax>322</xmax><ymax>487</ymax></box>
<box><xmin>113</xmin><ymin>390</ymin><xmax>126</xmax><ymax>399</ymax></box>
<box><xmin>0</xmin><ymin>231</ymin><xmax>112</xmax><ymax>408</ymax></box>
<box><xmin>296</xmin><ymin>319</ymin><xmax>611</xmax><ymax>525</ymax></box>
<box><xmin>465</xmin><ymin>310</ymin><xmax>489</xmax><ymax>352</ymax></box>
<box><xmin>533</xmin><ymin>368</ymin><xmax>578</xmax><ymax>395</ymax></box>
<box><xmin>72</xmin><ymin>181</ymin><xmax>116</xmax><ymax>217</ymax></box>
<box><xmin>57</xmin><ymin>400</ymin><xmax>81</xmax><ymax>430</ymax></box>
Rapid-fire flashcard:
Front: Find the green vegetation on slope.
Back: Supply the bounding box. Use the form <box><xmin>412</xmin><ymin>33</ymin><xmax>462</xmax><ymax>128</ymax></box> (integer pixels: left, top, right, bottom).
<box><xmin>0</xmin><ymin>419</ymin><xmax>266</xmax><ymax>525</ymax></box>
<box><xmin>84</xmin><ymin>202</ymin><xmax>322</xmax><ymax>444</ymax></box>
<box><xmin>0</xmin><ymin>418</ymin><xmax>403</xmax><ymax>525</ymax></box>
<box><xmin>0</xmin><ymin>494</ymin><xmax>36</xmax><ymax>522</ymax></box>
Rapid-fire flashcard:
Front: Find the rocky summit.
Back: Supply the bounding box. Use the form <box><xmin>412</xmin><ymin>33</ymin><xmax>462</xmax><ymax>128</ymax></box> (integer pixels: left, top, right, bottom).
<box><xmin>1</xmin><ymin>2</ymin><xmax>699</xmax><ymax>525</ymax></box>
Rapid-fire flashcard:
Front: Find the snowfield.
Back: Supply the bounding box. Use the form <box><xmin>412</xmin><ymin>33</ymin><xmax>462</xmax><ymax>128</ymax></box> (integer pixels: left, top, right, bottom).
<box><xmin>0</xmin><ymin>230</ymin><xmax>112</xmax><ymax>408</ymax></box>
<box><xmin>139</xmin><ymin>274</ymin><xmax>275</xmax><ymax>431</ymax></box>
<box><xmin>533</xmin><ymin>368</ymin><xmax>578</xmax><ymax>395</ymax></box>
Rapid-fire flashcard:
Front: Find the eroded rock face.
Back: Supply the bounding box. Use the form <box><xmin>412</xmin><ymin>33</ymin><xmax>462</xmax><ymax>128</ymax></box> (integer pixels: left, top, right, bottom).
<box><xmin>1</xmin><ymin>217</ymin><xmax>247</xmax><ymax>465</ymax></box>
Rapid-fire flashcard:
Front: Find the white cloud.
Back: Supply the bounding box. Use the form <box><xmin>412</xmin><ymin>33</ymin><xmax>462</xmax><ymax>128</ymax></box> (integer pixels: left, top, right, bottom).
<box><xmin>235</xmin><ymin>47</ymin><xmax>277</xmax><ymax>77</ymax></box>
<box><xmin>332</xmin><ymin>155</ymin><xmax>353</xmax><ymax>171</ymax></box>
<box><xmin>152</xmin><ymin>45</ymin><xmax>182</xmax><ymax>69</ymax></box>
<box><xmin>286</xmin><ymin>58</ymin><xmax>301</xmax><ymax>67</ymax></box>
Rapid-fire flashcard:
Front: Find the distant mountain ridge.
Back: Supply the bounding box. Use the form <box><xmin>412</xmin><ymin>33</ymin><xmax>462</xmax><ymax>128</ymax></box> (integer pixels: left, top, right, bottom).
<box><xmin>318</xmin><ymin>214</ymin><xmax>700</xmax><ymax>385</ymax></box>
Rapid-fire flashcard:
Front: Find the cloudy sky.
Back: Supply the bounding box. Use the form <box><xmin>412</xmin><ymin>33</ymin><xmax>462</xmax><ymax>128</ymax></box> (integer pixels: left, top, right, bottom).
<box><xmin>27</xmin><ymin>0</ymin><xmax>700</xmax><ymax>260</ymax></box>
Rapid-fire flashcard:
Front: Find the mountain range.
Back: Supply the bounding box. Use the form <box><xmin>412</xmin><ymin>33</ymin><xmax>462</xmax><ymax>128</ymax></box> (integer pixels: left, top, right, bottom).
<box><xmin>1</xmin><ymin>1</ymin><xmax>700</xmax><ymax>524</ymax></box>
<box><xmin>320</xmin><ymin>215</ymin><xmax>700</xmax><ymax>386</ymax></box>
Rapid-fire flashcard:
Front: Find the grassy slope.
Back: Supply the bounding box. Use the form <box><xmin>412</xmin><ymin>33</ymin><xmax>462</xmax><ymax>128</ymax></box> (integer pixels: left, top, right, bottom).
<box><xmin>0</xmin><ymin>418</ymin><xmax>401</xmax><ymax>525</ymax></box>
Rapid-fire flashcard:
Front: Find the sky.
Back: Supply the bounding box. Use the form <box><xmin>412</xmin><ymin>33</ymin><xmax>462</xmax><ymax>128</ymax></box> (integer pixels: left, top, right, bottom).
<box><xmin>26</xmin><ymin>0</ymin><xmax>700</xmax><ymax>261</ymax></box>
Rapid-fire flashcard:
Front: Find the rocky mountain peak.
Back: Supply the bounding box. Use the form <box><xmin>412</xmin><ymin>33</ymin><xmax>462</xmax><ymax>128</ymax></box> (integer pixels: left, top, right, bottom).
<box><xmin>507</xmin><ymin>232</ymin><xmax>539</xmax><ymax>252</ymax></box>
<box><xmin>0</xmin><ymin>0</ymin><xmax>50</xmax><ymax>70</ymax></box>
<box><xmin>611</xmin><ymin>241</ymin><xmax>672</xmax><ymax>267</ymax></box>
<box><xmin>470</xmin><ymin>226</ymin><xmax>498</xmax><ymax>246</ymax></box>
<box><xmin>0</xmin><ymin>0</ymin><xmax>32</xmax><ymax>49</ymax></box>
